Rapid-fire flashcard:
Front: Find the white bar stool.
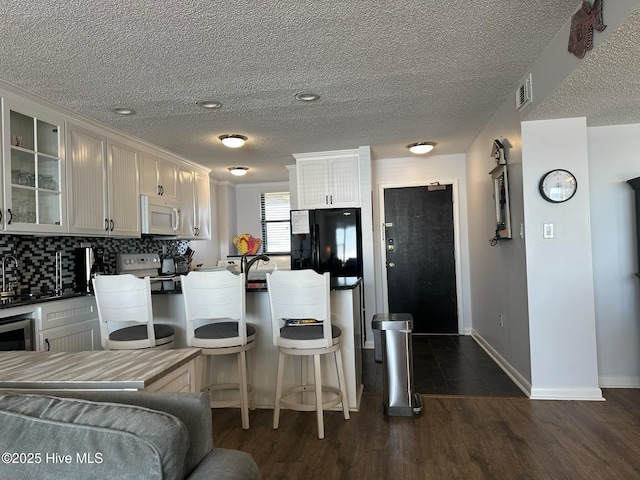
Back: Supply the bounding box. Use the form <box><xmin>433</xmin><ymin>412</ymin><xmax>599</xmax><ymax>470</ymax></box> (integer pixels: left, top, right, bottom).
<box><xmin>93</xmin><ymin>274</ymin><xmax>175</xmax><ymax>350</ymax></box>
<box><xmin>266</xmin><ymin>269</ymin><xmax>349</xmax><ymax>439</ymax></box>
<box><xmin>181</xmin><ymin>270</ymin><xmax>255</xmax><ymax>430</ymax></box>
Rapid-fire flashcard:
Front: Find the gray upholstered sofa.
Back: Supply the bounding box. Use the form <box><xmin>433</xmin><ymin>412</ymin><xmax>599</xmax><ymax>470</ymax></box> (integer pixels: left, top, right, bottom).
<box><xmin>0</xmin><ymin>390</ymin><xmax>260</xmax><ymax>480</ymax></box>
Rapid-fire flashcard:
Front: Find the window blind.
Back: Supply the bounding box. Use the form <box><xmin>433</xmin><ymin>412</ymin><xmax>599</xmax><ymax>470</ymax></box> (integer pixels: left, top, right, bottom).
<box><xmin>260</xmin><ymin>192</ymin><xmax>291</xmax><ymax>253</ymax></box>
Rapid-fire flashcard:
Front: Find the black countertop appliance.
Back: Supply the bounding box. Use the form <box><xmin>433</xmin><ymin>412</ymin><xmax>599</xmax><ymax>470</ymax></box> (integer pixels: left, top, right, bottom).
<box><xmin>290</xmin><ymin>208</ymin><xmax>363</xmax><ymax>278</ymax></box>
<box><xmin>74</xmin><ymin>246</ymin><xmax>106</xmax><ymax>294</ymax></box>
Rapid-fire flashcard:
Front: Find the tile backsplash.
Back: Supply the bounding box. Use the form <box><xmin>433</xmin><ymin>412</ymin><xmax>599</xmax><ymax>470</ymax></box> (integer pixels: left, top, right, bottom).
<box><xmin>0</xmin><ymin>235</ymin><xmax>189</xmax><ymax>293</ymax></box>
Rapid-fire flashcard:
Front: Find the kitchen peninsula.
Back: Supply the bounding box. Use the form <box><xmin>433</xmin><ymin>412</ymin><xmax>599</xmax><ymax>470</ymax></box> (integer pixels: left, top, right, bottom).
<box><xmin>152</xmin><ymin>276</ymin><xmax>365</xmax><ymax>410</ymax></box>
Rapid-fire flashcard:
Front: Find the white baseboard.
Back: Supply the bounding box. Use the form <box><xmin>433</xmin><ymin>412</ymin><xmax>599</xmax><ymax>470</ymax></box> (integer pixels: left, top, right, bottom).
<box><xmin>530</xmin><ymin>387</ymin><xmax>605</xmax><ymax>401</ymax></box>
<box><xmin>471</xmin><ymin>330</ymin><xmax>531</xmax><ymax>397</ymax></box>
<box><xmin>472</xmin><ymin>330</ymin><xmax>605</xmax><ymax>401</ymax></box>
<box><xmin>599</xmin><ymin>375</ymin><xmax>640</xmax><ymax>388</ymax></box>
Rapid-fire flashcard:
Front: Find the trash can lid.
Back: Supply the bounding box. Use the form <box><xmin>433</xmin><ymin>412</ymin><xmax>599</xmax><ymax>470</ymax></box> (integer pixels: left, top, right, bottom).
<box><xmin>372</xmin><ymin>313</ymin><xmax>413</xmax><ymax>330</ymax></box>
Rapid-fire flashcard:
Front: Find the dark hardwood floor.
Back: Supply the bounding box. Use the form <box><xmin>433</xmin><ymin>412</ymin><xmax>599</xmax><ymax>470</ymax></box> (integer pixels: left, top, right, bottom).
<box><xmin>212</xmin><ymin>388</ymin><xmax>640</xmax><ymax>479</ymax></box>
<box><xmin>211</xmin><ymin>337</ymin><xmax>640</xmax><ymax>479</ymax></box>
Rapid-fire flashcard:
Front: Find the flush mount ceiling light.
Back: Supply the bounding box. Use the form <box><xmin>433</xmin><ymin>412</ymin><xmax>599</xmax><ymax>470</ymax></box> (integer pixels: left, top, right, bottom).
<box><xmin>196</xmin><ymin>100</ymin><xmax>222</xmax><ymax>109</ymax></box>
<box><xmin>219</xmin><ymin>134</ymin><xmax>248</xmax><ymax>148</ymax></box>
<box><xmin>294</xmin><ymin>92</ymin><xmax>320</xmax><ymax>102</ymax></box>
<box><xmin>228</xmin><ymin>167</ymin><xmax>249</xmax><ymax>176</ymax></box>
<box><xmin>112</xmin><ymin>107</ymin><xmax>136</xmax><ymax>115</ymax></box>
<box><xmin>407</xmin><ymin>142</ymin><xmax>435</xmax><ymax>154</ymax></box>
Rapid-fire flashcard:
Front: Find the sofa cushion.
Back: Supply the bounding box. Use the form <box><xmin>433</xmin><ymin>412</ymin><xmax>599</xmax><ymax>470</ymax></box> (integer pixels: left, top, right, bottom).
<box><xmin>0</xmin><ymin>393</ymin><xmax>189</xmax><ymax>480</ymax></box>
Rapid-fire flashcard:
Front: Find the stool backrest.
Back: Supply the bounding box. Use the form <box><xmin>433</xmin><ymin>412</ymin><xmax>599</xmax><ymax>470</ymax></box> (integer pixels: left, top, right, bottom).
<box><xmin>266</xmin><ymin>270</ymin><xmax>332</xmax><ymax>349</ymax></box>
<box><xmin>181</xmin><ymin>270</ymin><xmax>247</xmax><ymax>347</ymax></box>
<box><xmin>92</xmin><ymin>274</ymin><xmax>155</xmax><ymax>349</ymax></box>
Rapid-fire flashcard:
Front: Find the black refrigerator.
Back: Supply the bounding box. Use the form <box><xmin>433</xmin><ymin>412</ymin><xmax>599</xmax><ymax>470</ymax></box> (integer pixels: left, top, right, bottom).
<box><xmin>290</xmin><ymin>208</ymin><xmax>363</xmax><ymax>278</ymax></box>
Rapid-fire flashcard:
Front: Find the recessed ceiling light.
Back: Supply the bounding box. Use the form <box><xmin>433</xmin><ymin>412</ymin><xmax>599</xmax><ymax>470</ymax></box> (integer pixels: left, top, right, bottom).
<box><xmin>112</xmin><ymin>107</ymin><xmax>136</xmax><ymax>115</ymax></box>
<box><xmin>407</xmin><ymin>142</ymin><xmax>435</xmax><ymax>154</ymax></box>
<box><xmin>219</xmin><ymin>134</ymin><xmax>248</xmax><ymax>148</ymax></box>
<box><xmin>228</xmin><ymin>167</ymin><xmax>249</xmax><ymax>176</ymax></box>
<box><xmin>295</xmin><ymin>92</ymin><xmax>320</xmax><ymax>102</ymax></box>
<box><xmin>196</xmin><ymin>100</ymin><xmax>222</xmax><ymax>109</ymax></box>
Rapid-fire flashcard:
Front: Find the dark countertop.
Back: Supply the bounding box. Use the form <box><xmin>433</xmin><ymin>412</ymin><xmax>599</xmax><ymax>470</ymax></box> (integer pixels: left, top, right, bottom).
<box><xmin>151</xmin><ymin>275</ymin><xmax>362</xmax><ymax>294</ymax></box>
<box><xmin>0</xmin><ymin>275</ymin><xmax>363</xmax><ymax>310</ymax></box>
<box><xmin>0</xmin><ymin>291</ymin><xmax>87</xmax><ymax>311</ymax></box>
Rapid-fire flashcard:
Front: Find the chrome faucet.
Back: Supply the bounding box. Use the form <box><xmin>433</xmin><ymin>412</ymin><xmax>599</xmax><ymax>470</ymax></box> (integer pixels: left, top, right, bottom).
<box><xmin>2</xmin><ymin>255</ymin><xmax>19</xmax><ymax>295</ymax></box>
<box><xmin>241</xmin><ymin>253</ymin><xmax>270</xmax><ymax>283</ymax></box>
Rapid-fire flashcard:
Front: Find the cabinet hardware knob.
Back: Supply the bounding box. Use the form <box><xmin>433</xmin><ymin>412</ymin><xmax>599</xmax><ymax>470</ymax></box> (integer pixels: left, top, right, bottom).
<box><xmin>45</xmin><ymin>339</ymin><xmax>51</xmax><ymax>351</ymax></box>
<box><xmin>105</xmin><ymin>219</ymin><xmax>109</xmax><ymax>231</ymax></box>
<box><xmin>110</xmin><ymin>219</ymin><xmax>115</xmax><ymax>231</ymax></box>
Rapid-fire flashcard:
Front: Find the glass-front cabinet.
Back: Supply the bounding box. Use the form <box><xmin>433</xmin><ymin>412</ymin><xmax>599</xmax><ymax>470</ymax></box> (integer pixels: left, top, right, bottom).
<box><xmin>2</xmin><ymin>99</ymin><xmax>66</xmax><ymax>233</ymax></box>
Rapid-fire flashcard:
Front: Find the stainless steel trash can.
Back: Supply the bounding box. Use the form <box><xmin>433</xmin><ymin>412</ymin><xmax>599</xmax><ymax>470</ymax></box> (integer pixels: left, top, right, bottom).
<box><xmin>372</xmin><ymin>313</ymin><xmax>422</xmax><ymax>416</ymax></box>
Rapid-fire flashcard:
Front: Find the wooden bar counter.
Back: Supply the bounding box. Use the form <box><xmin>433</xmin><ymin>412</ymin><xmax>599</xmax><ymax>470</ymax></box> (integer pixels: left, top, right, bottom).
<box><xmin>0</xmin><ymin>348</ymin><xmax>201</xmax><ymax>392</ymax></box>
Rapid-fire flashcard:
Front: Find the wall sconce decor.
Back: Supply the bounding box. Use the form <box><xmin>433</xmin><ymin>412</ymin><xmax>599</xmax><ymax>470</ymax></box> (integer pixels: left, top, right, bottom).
<box><xmin>491</xmin><ymin>139</ymin><xmax>506</xmax><ymax>165</ymax></box>
<box><xmin>489</xmin><ymin>164</ymin><xmax>512</xmax><ymax>245</ymax></box>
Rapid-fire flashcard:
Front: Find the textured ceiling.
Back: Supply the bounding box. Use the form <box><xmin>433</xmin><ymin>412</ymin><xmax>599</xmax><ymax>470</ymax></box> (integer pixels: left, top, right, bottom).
<box><xmin>527</xmin><ymin>8</ymin><xmax>640</xmax><ymax>127</ymax></box>
<box><xmin>0</xmin><ymin>1</ymin><xmax>595</xmax><ymax>183</ymax></box>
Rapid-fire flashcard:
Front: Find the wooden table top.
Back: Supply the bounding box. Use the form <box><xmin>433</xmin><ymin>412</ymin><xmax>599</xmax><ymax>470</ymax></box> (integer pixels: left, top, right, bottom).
<box><xmin>0</xmin><ymin>348</ymin><xmax>201</xmax><ymax>390</ymax></box>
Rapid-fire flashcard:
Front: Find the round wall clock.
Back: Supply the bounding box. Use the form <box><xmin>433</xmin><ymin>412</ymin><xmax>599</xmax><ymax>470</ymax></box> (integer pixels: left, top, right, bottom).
<box><xmin>538</xmin><ymin>169</ymin><xmax>577</xmax><ymax>203</ymax></box>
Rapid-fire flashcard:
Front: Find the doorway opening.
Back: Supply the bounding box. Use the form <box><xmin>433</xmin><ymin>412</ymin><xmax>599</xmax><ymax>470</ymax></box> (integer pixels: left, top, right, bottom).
<box><xmin>381</xmin><ymin>183</ymin><xmax>461</xmax><ymax>333</ymax></box>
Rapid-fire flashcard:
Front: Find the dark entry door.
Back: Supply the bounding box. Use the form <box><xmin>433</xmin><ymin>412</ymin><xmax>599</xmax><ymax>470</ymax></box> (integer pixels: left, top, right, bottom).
<box><xmin>384</xmin><ymin>185</ymin><xmax>457</xmax><ymax>333</ymax></box>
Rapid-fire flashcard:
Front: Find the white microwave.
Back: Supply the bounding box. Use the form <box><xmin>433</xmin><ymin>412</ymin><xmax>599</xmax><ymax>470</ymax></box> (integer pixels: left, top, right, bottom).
<box><xmin>141</xmin><ymin>195</ymin><xmax>181</xmax><ymax>235</ymax></box>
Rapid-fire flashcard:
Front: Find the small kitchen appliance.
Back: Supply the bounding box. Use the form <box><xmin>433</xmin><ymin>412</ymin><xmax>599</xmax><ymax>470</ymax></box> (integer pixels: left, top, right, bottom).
<box><xmin>116</xmin><ymin>253</ymin><xmax>182</xmax><ymax>291</ymax></box>
<box><xmin>74</xmin><ymin>246</ymin><xmax>106</xmax><ymax>294</ymax></box>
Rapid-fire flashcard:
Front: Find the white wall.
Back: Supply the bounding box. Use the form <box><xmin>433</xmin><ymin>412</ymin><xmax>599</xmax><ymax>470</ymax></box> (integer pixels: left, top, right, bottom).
<box><xmin>371</xmin><ymin>153</ymin><xmax>472</xmax><ymax>339</ymax></box>
<box><xmin>235</xmin><ymin>181</ymin><xmax>290</xmax><ymax>240</ymax></box>
<box><xmin>466</xmin><ymin>98</ymin><xmax>532</xmax><ymax>389</ymax></box>
<box><xmin>522</xmin><ymin>117</ymin><xmax>601</xmax><ymax>400</ymax></box>
<box><xmin>588</xmin><ymin>123</ymin><xmax>640</xmax><ymax>387</ymax></box>
<box><xmin>463</xmin><ymin>2</ymin><xmax>640</xmax><ymax>398</ymax></box>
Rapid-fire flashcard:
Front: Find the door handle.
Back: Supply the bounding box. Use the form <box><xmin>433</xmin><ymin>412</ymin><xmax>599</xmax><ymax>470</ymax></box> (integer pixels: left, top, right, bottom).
<box><xmin>387</xmin><ymin>262</ymin><xmax>396</xmax><ymax>268</ymax></box>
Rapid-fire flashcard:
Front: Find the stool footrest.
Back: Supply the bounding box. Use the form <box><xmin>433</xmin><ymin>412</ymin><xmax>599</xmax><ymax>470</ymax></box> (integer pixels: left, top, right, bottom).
<box><xmin>203</xmin><ymin>383</ymin><xmax>255</xmax><ymax>409</ymax></box>
<box><xmin>279</xmin><ymin>385</ymin><xmax>343</xmax><ymax>412</ymax></box>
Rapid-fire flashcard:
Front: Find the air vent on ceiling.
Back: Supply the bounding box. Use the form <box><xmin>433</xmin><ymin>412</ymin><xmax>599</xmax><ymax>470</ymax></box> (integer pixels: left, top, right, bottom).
<box><xmin>516</xmin><ymin>73</ymin><xmax>533</xmax><ymax>111</ymax></box>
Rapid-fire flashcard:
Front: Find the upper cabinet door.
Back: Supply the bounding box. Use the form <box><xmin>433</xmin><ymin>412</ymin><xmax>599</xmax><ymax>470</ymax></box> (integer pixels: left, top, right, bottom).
<box><xmin>194</xmin><ymin>169</ymin><xmax>211</xmax><ymax>240</ymax></box>
<box><xmin>66</xmin><ymin>125</ymin><xmax>140</xmax><ymax>237</ymax></box>
<box><xmin>66</xmin><ymin>123</ymin><xmax>108</xmax><ymax>235</ymax></box>
<box><xmin>157</xmin><ymin>158</ymin><xmax>177</xmax><ymax>199</ymax></box>
<box><xmin>297</xmin><ymin>160</ymin><xmax>330</xmax><ymax>209</ymax></box>
<box><xmin>139</xmin><ymin>152</ymin><xmax>159</xmax><ymax>197</ymax></box>
<box><xmin>140</xmin><ymin>151</ymin><xmax>177</xmax><ymax>199</ymax></box>
<box><xmin>295</xmin><ymin>150</ymin><xmax>360</xmax><ymax>209</ymax></box>
<box><xmin>177</xmin><ymin>167</ymin><xmax>195</xmax><ymax>238</ymax></box>
<box><xmin>107</xmin><ymin>138</ymin><xmax>140</xmax><ymax>237</ymax></box>
<box><xmin>2</xmin><ymin>98</ymin><xmax>67</xmax><ymax>233</ymax></box>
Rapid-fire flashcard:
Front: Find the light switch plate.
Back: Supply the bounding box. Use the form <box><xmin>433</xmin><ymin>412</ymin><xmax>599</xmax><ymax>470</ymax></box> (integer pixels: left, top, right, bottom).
<box><xmin>543</xmin><ymin>223</ymin><xmax>554</xmax><ymax>239</ymax></box>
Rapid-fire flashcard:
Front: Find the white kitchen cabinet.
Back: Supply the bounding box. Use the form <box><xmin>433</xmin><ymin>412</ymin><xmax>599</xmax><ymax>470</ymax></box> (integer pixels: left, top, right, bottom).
<box><xmin>194</xmin><ymin>169</ymin><xmax>211</xmax><ymax>239</ymax></box>
<box><xmin>1</xmin><ymin>97</ymin><xmax>67</xmax><ymax>233</ymax></box>
<box><xmin>66</xmin><ymin>123</ymin><xmax>140</xmax><ymax>236</ymax></box>
<box><xmin>107</xmin><ymin>138</ymin><xmax>140</xmax><ymax>236</ymax></box>
<box><xmin>35</xmin><ymin>297</ymin><xmax>101</xmax><ymax>352</ymax></box>
<box><xmin>140</xmin><ymin>151</ymin><xmax>177</xmax><ymax>199</ymax></box>
<box><xmin>177</xmin><ymin>166</ymin><xmax>211</xmax><ymax>239</ymax></box>
<box><xmin>294</xmin><ymin>149</ymin><xmax>360</xmax><ymax>209</ymax></box>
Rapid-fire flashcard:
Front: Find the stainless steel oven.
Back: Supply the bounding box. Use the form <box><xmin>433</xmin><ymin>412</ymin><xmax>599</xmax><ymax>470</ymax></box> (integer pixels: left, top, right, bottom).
<box><xmin>0</xmin><ymin>316</ymin><xmax>34</xmax><ymax>351</ymax></box>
